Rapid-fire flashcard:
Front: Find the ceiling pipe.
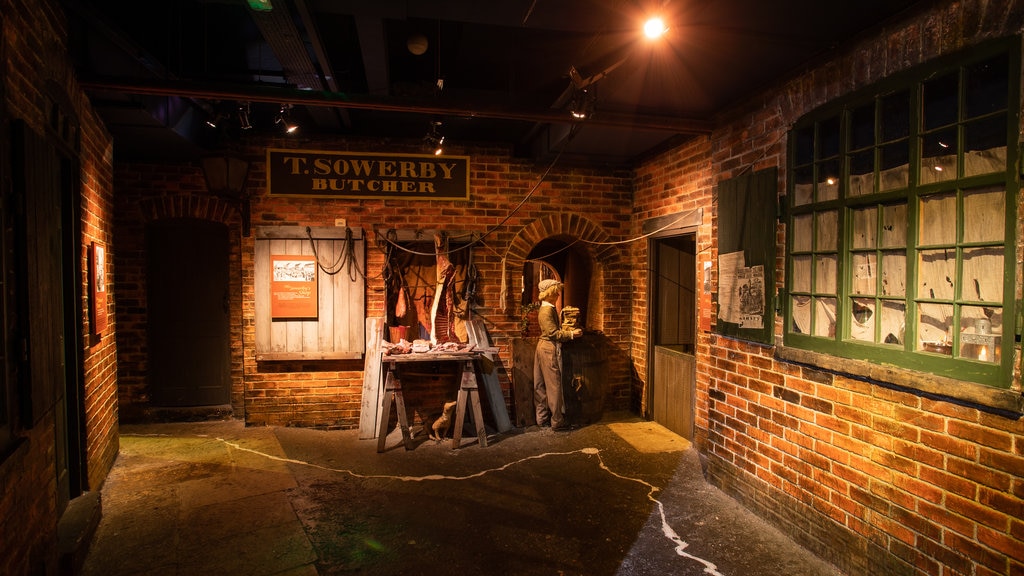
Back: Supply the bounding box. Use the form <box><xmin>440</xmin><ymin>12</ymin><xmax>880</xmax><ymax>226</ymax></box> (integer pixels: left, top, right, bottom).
<box><xmin>79</xmin><ymin>77</ymin><xmax>714</xmax><ymax>136</ymax></box>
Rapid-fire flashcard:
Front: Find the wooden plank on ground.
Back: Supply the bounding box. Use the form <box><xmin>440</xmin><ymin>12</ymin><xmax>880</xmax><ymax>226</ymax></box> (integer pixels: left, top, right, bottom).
<box><xmin>465</xmin><ymin>318</ymin><xmax>513</xmax><ymax>432</ymax></box>
<box><xmin>358</xmin><ymin>317</ymin><xmax>386</xmax><ymax>439</ymax></box>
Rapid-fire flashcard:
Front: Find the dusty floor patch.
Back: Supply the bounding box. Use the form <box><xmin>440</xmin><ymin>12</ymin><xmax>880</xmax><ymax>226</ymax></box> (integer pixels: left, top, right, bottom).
<box><xmin>605</xmin><ymin>421</ymin><xmax>691</xmax><ymax>453</ymax></box>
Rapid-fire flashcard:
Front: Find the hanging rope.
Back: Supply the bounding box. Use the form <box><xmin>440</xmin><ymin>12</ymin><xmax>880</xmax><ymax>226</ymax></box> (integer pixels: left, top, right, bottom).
<box><xmin>306</xmin><ymin>226</ymin><xmax>363</xmax><ymax>281</ymax></box>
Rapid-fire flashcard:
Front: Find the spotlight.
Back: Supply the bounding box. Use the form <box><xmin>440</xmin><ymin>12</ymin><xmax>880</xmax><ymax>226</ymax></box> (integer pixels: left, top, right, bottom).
<box><xmin>424</xmin><ymin>121</ymin><xmax>445</xmax><ymax>155</ymax></box>
<box><xmin>205</xmin><ymin>111</ymin><xmax>228</xmax><ymax>129</ymax></box>
<box><xmin>569</xmin><ymin>87</ymin><xmax>596</xmax><ymax>120</ymax></box>
<box><xmin>238</xmin><ymin>103</ymin><xmax>253</xmax><ymax>130</ymax></box>
<box><xmin>643</xmin><ymin>17</ymin><xmax>667</xmax><ymax>39</ymax></box>
<box><xmin>275</xmin><ymin>104</ymin><xmax>298</xmax><ymax>134</ymax></box>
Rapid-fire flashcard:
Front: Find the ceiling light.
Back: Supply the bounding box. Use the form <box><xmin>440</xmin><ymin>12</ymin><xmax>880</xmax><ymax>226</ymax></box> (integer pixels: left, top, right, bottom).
<box><xmin>238</xmin><ymin>103</ymin><xmax>252</xmax><ymax>130</ymax></box>
<box><xmin>276</xmin><ymin>104</ymin><xmax>298</xmax><ymax>134</ymax></box>
<box><xmin>424</xmin><ymin>121</ymin><xmax>445</xmax><ymax>155</ymax></box>
<box><xmin>643</xmin><ymin>17</ymin><xmax>667</xmax><ymax>39</ymax></box>
<box><xmin>569</xmin><ymin>87</ymin><xmax>596</xmax><ymax>120</ymax></box>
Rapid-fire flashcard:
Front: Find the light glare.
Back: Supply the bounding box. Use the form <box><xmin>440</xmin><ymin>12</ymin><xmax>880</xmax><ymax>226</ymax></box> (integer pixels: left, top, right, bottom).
<box><xmin>644</xmin><ymin>17</ymin><xmax>667</xmax><ymax>39</ymax></box>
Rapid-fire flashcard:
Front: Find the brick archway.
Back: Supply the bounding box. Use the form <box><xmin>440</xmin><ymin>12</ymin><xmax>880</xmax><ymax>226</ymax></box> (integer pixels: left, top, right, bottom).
<box><xmin>504</xmin><ymin>213</ymin><xmax>619</xmax><ymax>329</ymax></box>
<box><xmin>138</xmin><ymin>192</ymin><xmax>240</xmax><ymax>224</ymax></box>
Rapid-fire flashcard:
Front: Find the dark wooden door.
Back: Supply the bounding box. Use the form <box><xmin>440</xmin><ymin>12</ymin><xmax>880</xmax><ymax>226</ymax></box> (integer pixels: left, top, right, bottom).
<box><xmin>147</xmin><ymin>219</ymin><xmax>231</xmax><ymax>406</ymax></box>
<box><xmin>14</xmin><ymin>120</ymin><xmax>77</xmax><ymax>512</ymax></box>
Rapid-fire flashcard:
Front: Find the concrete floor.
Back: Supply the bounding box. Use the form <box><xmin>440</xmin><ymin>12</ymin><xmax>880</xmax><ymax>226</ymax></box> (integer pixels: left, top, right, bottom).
<box><xmin>79</xmin><ymin>413</ymin><xmax>844</xmax><ymax>576</ymax></box>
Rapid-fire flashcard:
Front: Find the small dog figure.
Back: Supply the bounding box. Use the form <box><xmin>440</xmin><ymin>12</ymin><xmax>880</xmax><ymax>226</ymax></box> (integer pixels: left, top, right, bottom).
<box><xmin>430</xmin><ymin>401</ymin><xmax>458</xmax><ymax>440</ymax></box>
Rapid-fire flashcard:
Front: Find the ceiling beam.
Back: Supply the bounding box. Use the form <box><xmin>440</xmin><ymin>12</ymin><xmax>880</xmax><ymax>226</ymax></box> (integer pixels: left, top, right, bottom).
<box><xmin>79</xmin><ymin>77</ymin><xmax>714</xmax><ymax>136</ymax></box>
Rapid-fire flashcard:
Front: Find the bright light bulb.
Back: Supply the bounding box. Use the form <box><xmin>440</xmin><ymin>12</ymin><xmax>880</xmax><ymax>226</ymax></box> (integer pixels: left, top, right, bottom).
<box><xmin>644</xmin><ymin>17</ymin><xmax>667</xmax><ymax>39</ymax></box>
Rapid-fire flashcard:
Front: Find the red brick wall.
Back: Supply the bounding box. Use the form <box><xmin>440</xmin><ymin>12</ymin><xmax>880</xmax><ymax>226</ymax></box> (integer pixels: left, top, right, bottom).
<box><xmin>632</xmin><ymin>1</ymin><xmax>1024</xmax><ymax>574</ymax></box>
<box><xmin>0</xmin><ymin>0</ymin><xmax>119</xmax><ymax>574</ymax></box>
<box><xmin>113</xmin><ymin>142</ymin><xmax>638</xmax><ymax>428</ymax></box>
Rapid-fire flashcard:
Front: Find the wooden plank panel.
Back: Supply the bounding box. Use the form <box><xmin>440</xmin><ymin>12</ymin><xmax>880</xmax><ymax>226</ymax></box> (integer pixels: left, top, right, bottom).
<box><xmin>346</xmin><ymin>239</ymin><xmax>367</xmax><ymax>353</ymax></box>
<box><xmin>316</xmin><ymin>238</ymin><xmax>336</xmax><ymax>352</ymax></box>
<box><xmin>511</xmin><ymin>338</ymin><xmax>537</xmax><ymax>427</ymax></box>
<box><xmin>465</xmin><ymin>318</ymin><xmax>512</xmax><ymax>432</ymax></box>
<box><xmin>255</xmin><ymin>239</ymin><xmax>272</xmax><ymax>353</ymax></box>
<box><xmin>285</xmin><ymin>239</ymin><xmax>304</xmax><ymax>352</ymax></box>
<box><xmin>255</xmin><ymin>226</ymin><xmax>366</xmax><ymax>360</ymax></box>
<box><xmin>359</xmin><ymin>317</ymin><xmax>385</xmax><ymax>438</ymax></box>
<box><xmin>269</xmin><ymin>239</ymin><xmax>288</xmax><ymax>352</ymax></box>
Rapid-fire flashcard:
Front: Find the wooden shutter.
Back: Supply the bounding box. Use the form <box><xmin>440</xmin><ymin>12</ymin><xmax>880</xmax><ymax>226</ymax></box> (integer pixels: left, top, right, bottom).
<box><xmin>714</xmin><ymin>168</ymin><xmax>778</xmax><ymax>344</ymax></box>
<box><xmin>255</xmin><ymin>226</ymin><xmax>366</xmax><ymax>360</ymax></box>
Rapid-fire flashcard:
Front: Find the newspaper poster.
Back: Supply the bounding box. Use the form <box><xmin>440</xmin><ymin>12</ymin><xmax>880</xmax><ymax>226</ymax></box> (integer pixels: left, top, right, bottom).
<box><xmin>718</xmin><ymin>251</ymin><xmax>764</xmax><ymax>329</ymax></box>
<box><xmin>737</xmin><ymin>264</ymin><xmax>764</xmax><ymax>329</ymax></box>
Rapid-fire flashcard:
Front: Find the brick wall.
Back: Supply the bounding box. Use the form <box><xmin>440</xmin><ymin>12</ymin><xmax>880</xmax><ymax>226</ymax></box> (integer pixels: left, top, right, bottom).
<box><xmin>632</xmin><ymin>0</ymin><xmax>1024</xmax><ymax>574</ymax></box>
<box><xmin>0</xmin><ymin>0</ymin><xmax>119</xmax><ymax>574</ymax></box>
<box><xmin>114</xmin><ymin>142</ymin><xmax>638</xmax><ymax>428</ymax></box>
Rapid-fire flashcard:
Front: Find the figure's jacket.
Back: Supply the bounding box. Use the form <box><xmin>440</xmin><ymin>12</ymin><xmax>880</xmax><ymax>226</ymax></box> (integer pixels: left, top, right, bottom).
<box><xmin>537</xmin><ymin>304</ymin><xmax>575</xmax><ymax>343</ymax></box>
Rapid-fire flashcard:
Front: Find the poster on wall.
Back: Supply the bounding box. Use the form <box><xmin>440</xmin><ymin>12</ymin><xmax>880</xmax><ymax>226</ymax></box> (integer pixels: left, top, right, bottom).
<box><xmin>90</xmin><ymin>241</ymin><xmax>107</xmax><ymax>335</ymax></box>
<box><xmin>271</xmin><ymin>255</ymin><xmax>318</xmax><ymax>319</ymax></box>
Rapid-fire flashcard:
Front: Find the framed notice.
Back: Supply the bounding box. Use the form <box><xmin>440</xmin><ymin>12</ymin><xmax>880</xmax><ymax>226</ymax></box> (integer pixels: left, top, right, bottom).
<box><xmin>90</xmin><ymin>241</ymin><xmax>107</xmax><ymax>335</ymax></box>
<box><xmin>271</xmin><ymin>255</ymin><xmax>318</xmax><ymax>319</ymax></box>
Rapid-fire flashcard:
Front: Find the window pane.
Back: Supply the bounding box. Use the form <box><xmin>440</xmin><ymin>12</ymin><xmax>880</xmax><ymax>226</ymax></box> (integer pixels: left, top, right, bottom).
<box><xmin>880</xmin><ymin>251</ymin><xmax>907</xmax><ymax>297</ymax></box>
<box><xmin>851</xmin><ymin>206</ymin><xmax>877</xmax><ymax>249</ymax></box>
<box><xmin>964</xmin><ymin>115</ymin><xmax>1007</xmax><ymax>176</ymax></box>
<box><xmin>918</xmin><ymin>302</ymin><xmax>953</xmax><ymax>354</ymax></box>
<box><xmin>880</xmin><ymin>203</ymin><xmax>907</xmax><ymax>248</ymax></box>
<box><xmin>851</xmin><ymin>252</ymin><xmax>877</xmax><ymax>295</ymax></box>
<box><xmin>814</xmin><ymin>297</ymin><xmax>837</xmax><ymax>337</ymax></box>
<box><xmin>879</xmin><ymin>141</ymin><xmax>909</xmax><ymax>191</ymax></box>
<box><xmin>920</xmin><ymin>128</ymin><xmax>958</xmax><ymax>183</ymax></box>
<box><xmin>794</xmin><ymin>165</ymin><xmax>814</xmax><ymax>206</ymax></box>
<box><xmin>792</xmin><ymin>255</ymin><xmax>812</xmax><ymax>292</ymax></box>
<box><xmin>918</xmin><ymin>248</ymin><xmax>955</xmax><ymax>300</ymax></box>
<box><xmin>965</xmin><ymin>53</ymin><xmax>1008</xmax><ymax>118</ymax></box>
<box><xmin>881</xmin><ymin>90</ymin><xmax>910</xmax><ymax>141</ymax></box>
<box><xmin>820</xmin><ymin>115</ymin><xmax>841</xmax><ymax>158</ymax></box>
<box><xmin>962</xmin><ymin>187</ymin><xmax>1005</xmax><ymax>243</ymax></box>
<box><xmin>816</xmin><ymin>210</ymin><xmax>838</xmax><ymax>250</ymax></box>
<box><xmin>815</xmin><ymin>254</ymin><xmax>837</xmax><ymax>293</ymax></box>
<box><xmin>923</xmin><ymin>72</ymin><xmax>959</xmax><ymax>130</ymax></box>
<box><xmin>792</xmin><ymin>214</ymin><xmax>813</xmax><ymax>251</ymax></box>
<box><xmin>791</xmin><ymin>295</ymin><xmax>811</xmax><ymax>334</ymax></box>
<box><xmin>960</xmin><ymin>306</ymin><xmax>1001</xmax><ymax>363</ymax></box>
<box><xmin>962</xmin><ymin>246</ymin><xmax>1003</xmax><ymax>303</ymax></box>
<box><xmin>817</xmin><ymin>159</ymin><xmax>840</xmax><ymax>201</ymax></box>
<box><xmin>919</xmin><ymin>193</ymin><xmax>956</xmax><ymax>245</ymax></box>
<box><xmin>880</xmin><ymin>301</ymin><xmax>906</xmax><ymax>345</ymax></box>
<box><xmin>850</xmin><ymin>298</ymin><xmax>876</xmax><ymax>341</ymax></box>
<box><xmin>849</xmin><ymin>150</ymin><xmax>874</xmax><ymax>196</ymax></box>
<box><xmin>850</xmin><ymin>103</ymin><xmax>875</xmax><ymax>150</ymax></box>
<box><xmin>794</xmin><ymin>126</ymin><xmax>815</xmax><ymax>165</ymax></box>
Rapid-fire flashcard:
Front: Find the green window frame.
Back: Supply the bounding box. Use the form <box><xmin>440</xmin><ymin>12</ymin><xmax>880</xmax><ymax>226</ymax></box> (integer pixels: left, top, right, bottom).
<box><xmin>784</xmin><ymin>37</ymin><xmax>1020</xmax><ymax>389</ymax></box>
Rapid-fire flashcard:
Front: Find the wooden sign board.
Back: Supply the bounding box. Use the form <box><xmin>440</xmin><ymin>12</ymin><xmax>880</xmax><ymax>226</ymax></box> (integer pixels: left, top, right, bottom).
<box><xmin>266</xmin><ymin>148</ymin><xmax>470</xmax><ymax>200</ymax></box>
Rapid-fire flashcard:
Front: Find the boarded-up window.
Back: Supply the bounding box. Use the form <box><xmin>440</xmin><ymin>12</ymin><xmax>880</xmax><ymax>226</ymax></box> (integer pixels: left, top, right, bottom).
<box><xmin>254</xmin><ymin>226</ymin><xmax>365</xmax><ymax>360</ymax></box>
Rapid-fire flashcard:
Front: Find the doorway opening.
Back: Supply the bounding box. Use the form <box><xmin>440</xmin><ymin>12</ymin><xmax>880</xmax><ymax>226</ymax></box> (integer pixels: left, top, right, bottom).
<box><xmin>648</xmin><ymin>232</ymin><xmax>697</xmax><ymax>440</ymax></box>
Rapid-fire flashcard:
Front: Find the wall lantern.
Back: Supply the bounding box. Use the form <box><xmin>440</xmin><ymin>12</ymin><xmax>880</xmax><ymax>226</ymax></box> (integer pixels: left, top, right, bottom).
<box><xmin>202</xmin><ymin>155</ymin><xmax>251</xmax><ymax>236</ymax></box>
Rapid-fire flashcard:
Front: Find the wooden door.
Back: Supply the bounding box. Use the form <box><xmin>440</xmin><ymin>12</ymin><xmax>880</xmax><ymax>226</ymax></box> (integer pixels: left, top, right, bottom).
<box><xmin>649</xmin><ymin>234</ymin><xmax>696</xmax><ymax>440</ymax></box>
<box><xmin>147</xmin><ymin>219</ymin><xmax>231</xmax><ymax>406</ymax></box>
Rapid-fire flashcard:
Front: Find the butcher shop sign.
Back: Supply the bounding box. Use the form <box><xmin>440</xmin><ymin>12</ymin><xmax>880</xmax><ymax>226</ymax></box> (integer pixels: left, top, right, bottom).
<box><xmin>267</xmin><ymin>148</ymin><xmax>470</xmax><ymax>200</ymax></box>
